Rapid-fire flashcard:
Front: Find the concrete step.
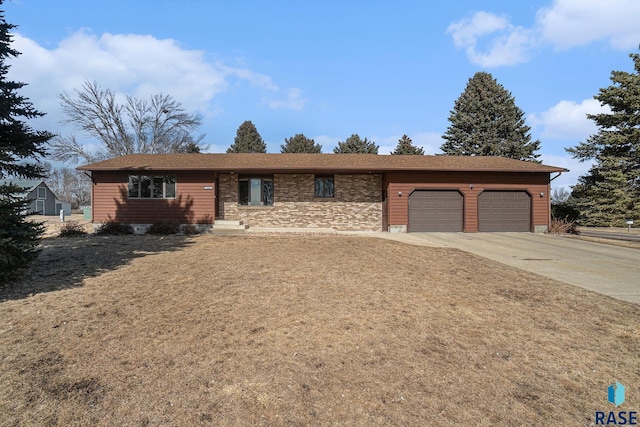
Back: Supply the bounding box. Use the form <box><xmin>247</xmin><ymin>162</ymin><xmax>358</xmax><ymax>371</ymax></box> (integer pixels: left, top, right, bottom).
<box><xmin>209</xmin><ymin>219</ymin><xmax>248</xmax><ymax>234</ymax></box>
<box><xmin>214</xmin><ymin>220</ymin><xmax>245</xmax><ymax>226</ymax></box>
<box><xmin>212</xmin><ymin>224</ymin><xmax>247</xmax><ymax>230</ymax></box>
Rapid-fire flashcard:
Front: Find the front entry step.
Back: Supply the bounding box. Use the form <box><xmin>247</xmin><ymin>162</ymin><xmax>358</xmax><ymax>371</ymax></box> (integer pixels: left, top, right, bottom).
<box><xmin>209</xmin><ymin>220</ymin><xmax>248</xmax><ymax>234</ymax></box>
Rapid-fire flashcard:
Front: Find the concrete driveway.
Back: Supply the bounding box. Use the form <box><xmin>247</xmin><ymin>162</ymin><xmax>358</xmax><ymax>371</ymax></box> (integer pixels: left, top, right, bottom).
<box><xmin>379</xmin><ymin>232</ymin><xmax>640</xmax><ymax>304</ymax></box>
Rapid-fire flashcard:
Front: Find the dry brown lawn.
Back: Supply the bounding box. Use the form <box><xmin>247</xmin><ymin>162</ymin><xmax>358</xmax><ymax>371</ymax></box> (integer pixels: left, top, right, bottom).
<box><xmin>1</xmin><ymin>234</ymin><xmax>639</xmax><ymax>426</ymax></box>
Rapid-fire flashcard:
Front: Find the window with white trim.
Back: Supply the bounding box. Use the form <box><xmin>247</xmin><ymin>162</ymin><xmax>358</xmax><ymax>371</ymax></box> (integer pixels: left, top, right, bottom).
<box><xmin>128</xmin><ymin>175</ymin><xmax>176</xmax><ymax>199</ymax></box>
<box><xmin>37</xmin><ymin>187</ymin><xmax>46</xmax><ymax>199</ymax></box>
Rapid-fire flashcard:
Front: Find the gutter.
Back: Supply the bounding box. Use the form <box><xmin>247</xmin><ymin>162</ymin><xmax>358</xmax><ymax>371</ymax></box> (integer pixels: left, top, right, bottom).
<box><xmin>550</xmin><ymin>171</ymin><xmax>564</xmax><ymax>182</ymax></box>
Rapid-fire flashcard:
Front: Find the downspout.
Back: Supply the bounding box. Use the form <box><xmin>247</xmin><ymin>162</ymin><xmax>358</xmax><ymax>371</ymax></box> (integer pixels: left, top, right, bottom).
<box><xmin>550</xmin><ymin>172</ymin><xmax>563</xmax><ymax>183</ymax></box>
<box><xmin>83</xmin><ymin>171</ymin><xmax>94</xmax><ymax>223</ymax></box>
<box><xmin>548</xmin><ymin>172</ymin><xmax>563</xmax><ymax>230</ymax></box>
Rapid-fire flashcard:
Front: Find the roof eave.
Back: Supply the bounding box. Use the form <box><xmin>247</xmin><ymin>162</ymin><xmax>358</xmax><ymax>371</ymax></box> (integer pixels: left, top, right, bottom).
<box><xmin>78</xmin><ymin>166</ymin><xmax>568</xmax><ymax>173</ymax></box>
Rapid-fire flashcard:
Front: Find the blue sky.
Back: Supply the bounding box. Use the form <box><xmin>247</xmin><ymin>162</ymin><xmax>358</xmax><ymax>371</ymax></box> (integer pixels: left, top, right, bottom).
<box><xmin>4</xmin><ymin>0</ymin><xmax>640</xmax><ymax>189</ymax></box>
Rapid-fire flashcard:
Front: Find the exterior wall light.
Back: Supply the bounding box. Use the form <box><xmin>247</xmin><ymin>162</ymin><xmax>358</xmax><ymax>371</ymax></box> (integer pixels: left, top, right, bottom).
<box><xmin>540</xmin><ymin>192</ymin><xmax>545</xmax><ymax>197</ymax></box>
<box><xmin>469</xmin><ymin>184</ymin><xmax>474</xmax><ymax>189</ymax></box>
<box><xmin>398</xmin><ymin>191</ymin><xmax>402</xmax><ymax>196</ymax></box>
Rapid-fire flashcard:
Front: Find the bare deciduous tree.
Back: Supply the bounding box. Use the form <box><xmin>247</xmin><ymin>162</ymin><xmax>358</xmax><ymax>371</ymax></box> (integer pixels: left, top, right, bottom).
<box><xmin>551</xmin><ymin>187</ymin><xmax>571</xmax><ymax>204</ymax></box>
<box><xmin>51</xmin><ymin>81</ymin><xmax>206</xmax><ymax>164</ymax></box>
<box><xmin>43</xmin><ymin>162</ymin><xmax>91</xmax><ymax>209</ymax></box>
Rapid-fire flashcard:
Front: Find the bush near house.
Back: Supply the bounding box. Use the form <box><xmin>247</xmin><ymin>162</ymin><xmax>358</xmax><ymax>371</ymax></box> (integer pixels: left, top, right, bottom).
<box><xmin>181</xmin><ymin>224</ymin><xmax>200</xmax><ymax>235</ymax></box>
<box><xmin>551</xmin><ymin>201</ymin><xmax>580</xmax><ymax>224</ymax></box>
<box><xmin>147</xmin><ymin>221</ymin><xmax>180</xmax><ymax>235</ymax></box>
<box><xmin>58</xmin><ymin>221</ymin><xmax>87</xmax><ymax>238</ymax></box>
<box><xmin>548</xmin><ymin>217</ymin><xmax>579</xmax><ymax>235</ymax></box>
<box><xmin>95</xmin><ymin>220</ymin><xmax>134</xmax><ymax>236</ymax></box>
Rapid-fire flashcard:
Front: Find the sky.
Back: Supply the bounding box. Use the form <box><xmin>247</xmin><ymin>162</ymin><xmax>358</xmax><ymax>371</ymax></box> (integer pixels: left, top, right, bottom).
<box><xmin>4</xmin><ymin>0</ymin><xmax>640</xmax><ymax>189</ymax></box>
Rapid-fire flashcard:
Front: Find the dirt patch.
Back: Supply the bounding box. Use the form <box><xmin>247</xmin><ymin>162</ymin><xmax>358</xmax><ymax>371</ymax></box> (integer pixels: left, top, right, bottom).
<box><xmin>1</xmin><ymin>234</ymin><xmax>639</xmax><ymax>425</ymax></box>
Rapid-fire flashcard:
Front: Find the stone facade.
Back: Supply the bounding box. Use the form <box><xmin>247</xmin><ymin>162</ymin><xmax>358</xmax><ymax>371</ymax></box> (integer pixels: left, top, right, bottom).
<box><xmin>218</xmin><ymin>173</ymin><xmax>382</xmax><ymax>231</ymax></box>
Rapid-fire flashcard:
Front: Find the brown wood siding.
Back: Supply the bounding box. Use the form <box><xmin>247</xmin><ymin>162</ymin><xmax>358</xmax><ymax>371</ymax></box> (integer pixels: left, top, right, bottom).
<box><xmin>386</xmin><ymin>171</ymin><xmax>551</xmax><ymax>232</ymax></box>
<box><xmin>91</xmin><ymin>171</ymin><xmax>215</xmax><ymax>224</ymax></box>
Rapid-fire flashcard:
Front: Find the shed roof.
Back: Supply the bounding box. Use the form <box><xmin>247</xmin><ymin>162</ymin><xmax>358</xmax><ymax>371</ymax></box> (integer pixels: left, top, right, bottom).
<box><xmin>1</xmin><ymin>179</ymin><xmax>45</xmax><ymax>191</ymax></box>
<box><xmin>77</xmin><ymin>153</ymin><xmax>567</xmax><ymax>173</ymax></box>
<box><xmin>1</xmin><ymin>179</ymin><xmax>49</xmax><ymax>198</ymax></box>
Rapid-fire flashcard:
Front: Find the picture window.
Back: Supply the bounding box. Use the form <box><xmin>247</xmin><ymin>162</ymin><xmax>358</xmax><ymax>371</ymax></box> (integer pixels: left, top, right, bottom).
<box><xmin>238</xmin><ymin>176</ymin><xmax>273</xmax><ymax>206</ymax></box>
<box><xmin>128</xmin><ymin>175</ymin><xmax>176</xmax><ymax>199</ymax></box>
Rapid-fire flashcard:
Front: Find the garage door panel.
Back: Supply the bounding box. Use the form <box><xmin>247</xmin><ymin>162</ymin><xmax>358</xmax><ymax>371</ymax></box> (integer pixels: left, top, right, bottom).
<box><xmin>478</xmin><ymin>191</ymin><xmax>531</xmax><ymax>232</ymax></box>
<box><xmin>409</xmin><ymin>190</ymin><xmax>463</xmax><ymax>232</ymax></box>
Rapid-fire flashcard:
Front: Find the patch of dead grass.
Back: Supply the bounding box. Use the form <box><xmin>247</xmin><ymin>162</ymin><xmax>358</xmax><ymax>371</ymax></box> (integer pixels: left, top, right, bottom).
<box><xmin>1</xmin><ymin>234</ymin><xmax>639</xmax><ymax>425</ymax></box>
<box><xmin>563</xmin><ymin>234</ymin><xmax>640</xmax><ymax>250</ymax></box>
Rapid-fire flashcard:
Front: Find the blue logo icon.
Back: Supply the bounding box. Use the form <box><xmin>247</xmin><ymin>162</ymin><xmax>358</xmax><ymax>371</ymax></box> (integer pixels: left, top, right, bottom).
<box><xmin>608</xmin><ymin>382</ymin><xmax>625</xmax><ymax>407</ymax></box>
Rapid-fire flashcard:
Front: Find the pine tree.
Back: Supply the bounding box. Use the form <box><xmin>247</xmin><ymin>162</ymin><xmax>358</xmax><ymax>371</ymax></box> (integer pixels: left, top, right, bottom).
<box><xmin>566</xmin><ymin>50</ymin><xmax>640</xmax><ymax>226</ymax></box>
<box><xmin>281</xmin><ymin>133</ymin><xmax>322</xmax><ymax>153</ymax></box>
<box><xmin>333</xmin><ymin>134</ymin><xmax>378</xmax><ymax>154</ymax></box>
<box><xmin>226</xmin><ymin>120</ymin><xmax>267</xmax><ymax>153</ymax></box>
<box><xmin>441</xmin><ymin>72</ymin><xmax>540</xmax><ymax>162</ymax></box>
<box><xmin>391</xmin><ymin>134</ymin><xmax>424</xmax><ymax>155</ymax></box>
<box><xmin>0</xmin><ymin>3</ymin><xmax>51</xmax><ymax>284</ymax></box>
<box><xmin>570</xmin><ymin>157</ymin><xmax>635</xmax><ymax>226</ymax></box>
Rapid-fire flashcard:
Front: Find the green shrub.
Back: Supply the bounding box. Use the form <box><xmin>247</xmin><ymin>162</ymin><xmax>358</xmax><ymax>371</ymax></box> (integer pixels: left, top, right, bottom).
<box><xmin>147</xmin><ymin>221</ymin><xmax>180</xmax><ymax>235</ymax></box>
<box><xmin>59</xmin><ymin>221</ymin><xmax>87</xmax><ymax>237</ymax></box>
<box><xmin>95</xmin><ymin>220</ymin><xmax>134</xmax><ymax>235</ymax></box>
<box><xmin>551</xmin><ymin>201</ymin><xmax>580</xmax><ymax>223</ymax></box>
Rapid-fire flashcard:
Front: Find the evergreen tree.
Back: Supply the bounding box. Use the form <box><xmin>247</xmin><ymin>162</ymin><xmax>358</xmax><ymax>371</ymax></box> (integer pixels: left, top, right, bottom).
<box><xmin>0</xmin><ymin>3</ymin><xmax>51</xmax><ymax>284</ymax></box>
<box><xmin>280</xmin><ymin>133</ymin><xmax>322</xmax><ymax>153</ymax></box>
<box><xmin>391</xmin><ymin>134</ymin><xmax>424</xmax><ymax>155</ymax></box>
<box><xmin>183</xmin><ymin>141</ymin><xmax>201</xmax><ymax>153</ymax></box>
<box><xmin>227</xmin><ymin>120</ymin><xmax>266</xmax><ymax>153</ymax></box>
<box><xmin>570</xmin><ymin>157</ymin><xmax>635</xmax><ymax>226</ymax></box>
<box><xmin>566</xmin><ymin>51</ymin><xmax>640</xmax><ymax>226</ymax></box>
<box><xmin>333</xmin><ymin>134</ymin><xmax>378</xmax><ymax>154</ymax></box>
<box><xmin>441</xmin><ymin>71</ymin><xmax>540</xmax><ymax>162</ymax></box>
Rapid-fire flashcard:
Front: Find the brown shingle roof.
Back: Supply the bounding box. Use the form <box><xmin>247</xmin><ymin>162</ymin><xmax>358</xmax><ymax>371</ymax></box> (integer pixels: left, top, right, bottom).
<box><xmin>77</xmin><ymin>153</ymin><xmax>567</xmax><ymax>173</ymax></box>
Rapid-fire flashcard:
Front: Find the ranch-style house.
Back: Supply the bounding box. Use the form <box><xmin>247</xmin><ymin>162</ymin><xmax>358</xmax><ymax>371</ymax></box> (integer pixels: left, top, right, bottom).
<box><xmin>78</xmin><ymin>153</ymin><xmax>567</xmax><ymax>233</ymax></box>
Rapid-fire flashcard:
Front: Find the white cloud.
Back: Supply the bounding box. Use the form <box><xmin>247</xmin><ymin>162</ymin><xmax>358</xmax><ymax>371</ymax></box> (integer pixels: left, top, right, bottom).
<box><xmin>536</xmin><ymin>0</ymin><xmax>640</xmax><ymax>50</ymax></box>
<box><xmin>218</xmin><ymin>64</ymin><xmax>278</xmax><ymax>91</ymax></box>
<box><xmin>268</xmin><ymin>88</ymin><xmax>308</xmax><ymax>111</ymax></box>
<box><xmin>6</xmin><ymin>30</ymin><xmax>305</xmax><ymax>138</ymax></box>
<box><xmin>10</xmin><ymin>31</ymin><xmax>228</xmax><ymax>114</ymax></box>
<box><xmin>448</xmin><ymin>1</ymin><xmax>640</xmax><ymax>66</ymax></box>
<box><xmin>411</xmin><ymin>132</ymin><xmax>442</xmax><ymax>155</ymax></box>
<box><xmin>447</xmin><ymin>11</ymin><xmax>510</xmax><ymax>48</ymax></box>
<box><xmin>530</xmin><ymin>99</ymin><xmax>608</xmax><ymax>140</ymax></box>
<box><xmin>446</xmin><ymin>11</ymin><xmax>535</xmax><ymax>67</ymax></box>
<box><xmin>539</xmin><ymin>153</ymin><xmax>594</xmax><ymax>189</ymax></box>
